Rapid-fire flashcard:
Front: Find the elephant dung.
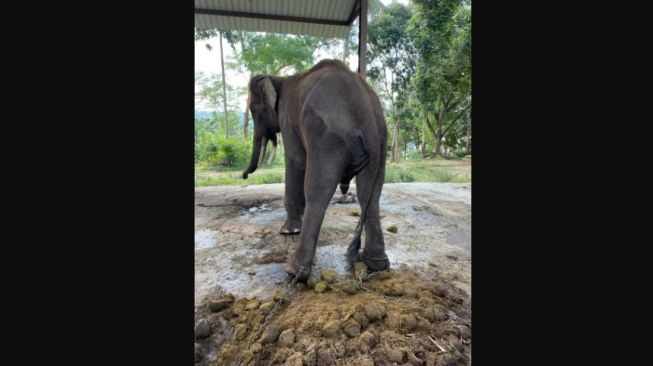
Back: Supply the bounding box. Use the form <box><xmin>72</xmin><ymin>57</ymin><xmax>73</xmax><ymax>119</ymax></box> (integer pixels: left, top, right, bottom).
<box><xmin>340</xmin><ymin>279</ymin><xmax>360</xmax><ymax>295</ymax></box>
<box><xmin>259</xmin><ymin>300</ymin><xmax>276</xmax><ymax>315</ymax></box>
<box><xmin>245</xmin><ymin>299</ymin><xmax>260</xmax><ymax>310</ymax></box>
<box><xmin>209</xmin><ymin>293</ymin><xmax>234</xmax><ymax>312</ymax></box>
<box><xmin>278</xmin><ymin>328</ymin><xmax>296</xmax><ymax>348</ymax></box>
<box><xmin>233</xmin><ymin>324</ymin><xmax>248</xmax><ymax>341</ymax></box>
<box><xmin>321</xmin><ymin>320</ymin><xmax>341</xmax><ymax>338</ymax></box>
<box><xmin>319</xmin><ymin>268</ymin><xmax>338</xmax><ymax>283</ymax></box>
<box><xmin>273</xmin><ymin>290</ymin><xmax>286</xmax><ymax>301</ymax></box>
<box><xmin>314</xmin><ymin>281</ymin><xmax>329</xmax><ymax>293</ymax></box>
<box><xmin>307</xmin><ymin>275</ymin><xmax>320</xmax><ymax>289</ymax></box>
<box><xmin>386</xmin><ymin>225</ymin><xmax>399</xmax><ymax>233</ymax></box>
<box><xmin>354</xmin><ymin>261</ymin><xmax>368</xmax><ymax>281</ymax></box>
<box><xmin>260</xmin><ymin>325</ymin><xmax>280</xmax><ymax>344</ymax></box>
<box><xmin>342</xmin><ymin>318</ymin><xmax>361</xmax><ymax>338</ymax></box>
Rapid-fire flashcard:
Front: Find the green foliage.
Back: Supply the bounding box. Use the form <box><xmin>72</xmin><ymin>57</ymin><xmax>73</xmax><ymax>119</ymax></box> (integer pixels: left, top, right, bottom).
<box><xmin>195</xmin><ymin>126</ymin><xmax>251</xmax><ymax>167</ymax></box>
<box><xmin>385</xmin><ymin>165</ymin><xmax>416</xmax><ymax>183</ymax></box>
<box><xmin>222</xmin><ymin>32</ymin><xmax>323</xmax><ymax>76</ymax></box>
<box><xmin>453</xmin><ymin>149</ymin><xmax>467</xmax><ymax>158</ymax></box>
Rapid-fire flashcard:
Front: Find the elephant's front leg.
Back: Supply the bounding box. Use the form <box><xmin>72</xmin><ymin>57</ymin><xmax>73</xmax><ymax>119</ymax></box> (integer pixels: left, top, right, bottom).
<box><xmin>280</xmin><ymin>159</ymin><xmax>305</xmax><ymax>235</ymax></box>
<box><xmin>286</xmin><ymin>158</ymin><xmax>343</xmax><ymax>281</ymax></box>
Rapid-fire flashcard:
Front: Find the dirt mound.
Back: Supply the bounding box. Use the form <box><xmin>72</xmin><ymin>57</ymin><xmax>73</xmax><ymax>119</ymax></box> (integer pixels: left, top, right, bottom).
<box><xmin>195</xmin><ymin>267</ymin><xmax>471</xmax><ymax>366</ymax></box>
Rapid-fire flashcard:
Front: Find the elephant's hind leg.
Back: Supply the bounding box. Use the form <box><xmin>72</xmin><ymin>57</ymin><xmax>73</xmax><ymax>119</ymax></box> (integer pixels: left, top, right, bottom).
<box><xmin>355</xmin><ymin>160</ymin><xmax>390</xmax><ymax>272</ymax></box>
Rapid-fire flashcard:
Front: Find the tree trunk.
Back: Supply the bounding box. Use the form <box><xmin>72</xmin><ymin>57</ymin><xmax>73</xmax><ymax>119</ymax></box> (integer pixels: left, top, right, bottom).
<box><xmin>465</xmin><ymin>106</ymin><xmax>471</xmax><ymax>154</ymax></box>
<box><xmin>243</xmin><ymin>106</ymin><xmax>249</xmax><ymax>140</ymax></box>
<box><xmin>391</xmin><ymin>118</ymin><xmax>400</xmax><ymax>163</ymax></box>
<box><xmin>420</xmin><ymin>111</ymin><xmax>427</xmax><ymax>157</ymax></box>
<box><xmin>219</xmin><ymin>31</ymin><xmax>228</xmax><ymax>138</ymax></box>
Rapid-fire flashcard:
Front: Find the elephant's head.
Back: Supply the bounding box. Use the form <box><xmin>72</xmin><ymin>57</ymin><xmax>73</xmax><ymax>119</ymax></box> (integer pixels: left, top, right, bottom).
<box><xmin>242</xmin><ymin>75</ymin><xmax>280</xmax><ymax>179</ymax></box>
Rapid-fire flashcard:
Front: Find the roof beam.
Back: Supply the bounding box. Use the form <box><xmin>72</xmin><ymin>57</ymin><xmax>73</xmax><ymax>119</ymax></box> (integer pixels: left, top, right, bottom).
<box><xmin>195</xmin><ymin>8</ymin><xmax>350</xmax><ymax>27</ymax></box>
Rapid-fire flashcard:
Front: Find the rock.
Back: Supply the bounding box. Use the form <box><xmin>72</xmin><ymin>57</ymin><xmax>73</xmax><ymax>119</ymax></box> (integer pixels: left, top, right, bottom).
<box><xmin>245</xmin><ymin>299</ymin><xmax>260</xmax><ymax>310</ymax></box>
<box><xmin>342</xmin><ymin>318</ymin><xmax>361</xmax><ymax>338</ymax></box>
<box><xmin>278</xmin><ymin>328</ymin><xmax>296</xmax><ymax>348</ymax></box>
<box><xmin>361</xmin><ymin>302</ymin><xmax>387</xmax><ymax>322</ymax></box>
<box><xmin>259</xmin><ymin>301</ymin><xmax>276</xmax><ymax>315</ymax></box>
<box><xmin>194</xmin><ymin>343</ymin><xmax>202</xmax><ymax>363</ymax></box>
<box><xmin>387</xmin><ymin>225</ymin><xmax>398</xmax><ymax>233</ymax></box>
<box><xmin>321</xmin><ymin>320</ymin><xmax>341</xmax><ymax>338</ymax></box>
<box><xmin>195</xmin><ymin>319</ymin><xmax>211</xmax><ymax>339</ymax></box>
<box><xmin>234</xmin><ymin>324</ymin><xmax>248</xmax><ymax>341</ymax></box>
<box><xmin>317</xmin><ymin>346</ymin><xmax>336</xmax><ymax>366</ymax></box>
<box><xmin>260</xmin><ymin>325</ymin><xmax>280</xmax><ymax>344</ymax></box>
<box><xmin>341</xmin><ymin>279</ymin><xmax>359</xmax><ymax>294</ymax></box>
<box><xmin>314</xmin><ymin>281</ymin><xmax>329</xmax><ymax>293</ymax></box>
<box><xmin>307</xmin><ymin>275</ymin><xmax>320</xmax><ymax>289</ymax></box>
<box><xmin>285</xmin><ymin>352</ymin><xmax>304</xmax><ymax>366</ymax></box>
<box><xmin>320</xmin><ymin>268</ymin><xmax>338</xmax><ymax>283</ymax></box>
<box><xmin>388</xmin><ymin>349</ymin><xmax>406</xmax><ymax>363</ymax></box>
<box><xmin>408</xmin><ymin>352</ymin><xmax>425</xmax><ymax>366</ymax></box>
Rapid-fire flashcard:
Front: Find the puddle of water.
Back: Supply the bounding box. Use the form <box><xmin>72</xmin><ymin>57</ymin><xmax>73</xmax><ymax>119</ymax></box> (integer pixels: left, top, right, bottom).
<box><xmin>195</xmin><ymin>229</ymin><xmax>218</xmax><ymax>251</ymax></box>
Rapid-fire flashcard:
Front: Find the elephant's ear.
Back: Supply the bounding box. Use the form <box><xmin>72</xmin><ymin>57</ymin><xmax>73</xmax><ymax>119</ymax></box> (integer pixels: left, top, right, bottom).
<box><xmin>260</xmin><ymin>77</ymin><xmax>277</xmax><ymax>111</ymax></box>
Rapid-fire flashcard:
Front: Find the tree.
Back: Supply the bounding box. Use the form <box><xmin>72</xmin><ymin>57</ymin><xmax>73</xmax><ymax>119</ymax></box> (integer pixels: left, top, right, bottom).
<box><xmin>196</xmin><ymin>72</ymin><xmax>241</xmax><ymax>138</ymax></box>
<box><xmin>410</xmin><ymin>0</ymin><xmax>471</xmax><ymax>156</ymax></box>
<box><xmin>196</xmin><ymin>29</ymin><xmax>231</xmax><ymax>136</ymax></box>
<box><xmin>367</xmin><ymin>2</ymin><xmax>416</xmax><ymax>163</ymax></box>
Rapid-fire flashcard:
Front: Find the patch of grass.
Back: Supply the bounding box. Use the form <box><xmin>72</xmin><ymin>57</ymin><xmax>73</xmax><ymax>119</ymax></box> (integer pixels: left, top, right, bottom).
<box><xmin>195</xmin><ymin>157</ymin><xmax>470</xmax><ymax>186</ymax></box>
<box><xmin>195</xmin><ymin>170</ymin><xmax>284</xmax><ymax>187</ymax></box>
<box><xmin>384</xmin><ymin>165</ymin><xmax>416</xmax><ymax>183</ymax></box>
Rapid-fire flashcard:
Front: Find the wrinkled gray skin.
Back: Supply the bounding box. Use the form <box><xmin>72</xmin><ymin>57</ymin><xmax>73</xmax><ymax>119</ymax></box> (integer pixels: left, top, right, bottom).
<box><xmin>242</xmin><ymin>59</ymin><xmax>390</xmax><ymax>281</ymax></box>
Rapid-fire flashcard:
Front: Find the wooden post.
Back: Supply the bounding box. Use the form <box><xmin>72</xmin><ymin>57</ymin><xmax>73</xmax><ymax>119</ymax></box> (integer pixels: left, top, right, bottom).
<box><xmin>358</xmin><ymin>0</ymin><xmax>368</xmax><ymax>77</ymax></box>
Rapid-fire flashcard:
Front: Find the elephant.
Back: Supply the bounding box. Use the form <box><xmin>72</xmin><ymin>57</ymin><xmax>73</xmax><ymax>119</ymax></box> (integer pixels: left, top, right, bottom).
<box><xmin>241</xmin><ymin>59</ymin><xmax>390</xmax><ymax>281</ymax></box>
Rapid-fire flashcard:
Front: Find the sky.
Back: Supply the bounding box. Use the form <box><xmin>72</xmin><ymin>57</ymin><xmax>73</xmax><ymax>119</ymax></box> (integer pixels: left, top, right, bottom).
<box><xmin>194</xmin><ymin>0</ymin><xmax>408</xmax><ymax>111</ymax></box>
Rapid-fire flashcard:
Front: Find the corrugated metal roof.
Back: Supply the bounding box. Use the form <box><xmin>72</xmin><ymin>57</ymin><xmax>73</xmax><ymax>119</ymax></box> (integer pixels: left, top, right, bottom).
<box><xmin>195</xmin><ymin>0</ymin><xmax>358</xmax><ymax>39</ymax></box>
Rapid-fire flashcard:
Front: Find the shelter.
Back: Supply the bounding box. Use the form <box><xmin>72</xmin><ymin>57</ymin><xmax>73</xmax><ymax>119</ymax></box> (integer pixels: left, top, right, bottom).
<box><xmin>194</xmin><ymin>0</ymin><xmax>369</xmax><ymax>76</ymax></box>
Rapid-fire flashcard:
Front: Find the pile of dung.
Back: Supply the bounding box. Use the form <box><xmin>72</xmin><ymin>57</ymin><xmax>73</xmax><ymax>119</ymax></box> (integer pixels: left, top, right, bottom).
<box><xmin>195</xmin><ymin>266</ymin><xmax>471</xmax><ymax>366</ymax></box>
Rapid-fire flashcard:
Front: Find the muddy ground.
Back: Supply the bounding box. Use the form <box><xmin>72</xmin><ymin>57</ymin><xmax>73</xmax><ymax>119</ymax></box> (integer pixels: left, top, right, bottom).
<box><xmin>195</xmin><ymin>183</ymin><xmax>471</xmax><ymax>365</ymax></box>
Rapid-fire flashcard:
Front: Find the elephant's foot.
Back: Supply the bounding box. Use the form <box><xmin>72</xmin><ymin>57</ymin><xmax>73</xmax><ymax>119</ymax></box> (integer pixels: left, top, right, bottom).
<box><xmin>280</xmin><ymin>218</ymin><xmax>302</xmax><ymax>235</ymax></box>
<box><xmin>358</xmin><ymin>252</ymin><xmax>390</xmax><ymax>272</ymax></box>
<box><xmin>284</xmin><ymin>255</ymin><xmax>311</xmax><ymax>282</ymax></box>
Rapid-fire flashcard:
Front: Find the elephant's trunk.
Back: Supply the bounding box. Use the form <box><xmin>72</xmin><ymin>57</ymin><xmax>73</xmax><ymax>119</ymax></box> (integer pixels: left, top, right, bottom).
<box><xmin>242</xmin><ymin>134</ymin><xmax>268</xmax><ymax>179</ymax></box>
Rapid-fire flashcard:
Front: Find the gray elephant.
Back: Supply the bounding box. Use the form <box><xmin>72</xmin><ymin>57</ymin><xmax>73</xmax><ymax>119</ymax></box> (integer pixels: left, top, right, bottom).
<box><xmin>242</xmin><ymin>59</ymin><xmax>389</xmax><ymax>281</ymax></box>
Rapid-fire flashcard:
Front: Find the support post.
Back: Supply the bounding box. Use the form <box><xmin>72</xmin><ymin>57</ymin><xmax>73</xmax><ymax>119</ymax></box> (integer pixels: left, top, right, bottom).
<box><xmin>358</xmin><ymin>0</ymin><xmax>368</xmax><ymax>78</ymax></box>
